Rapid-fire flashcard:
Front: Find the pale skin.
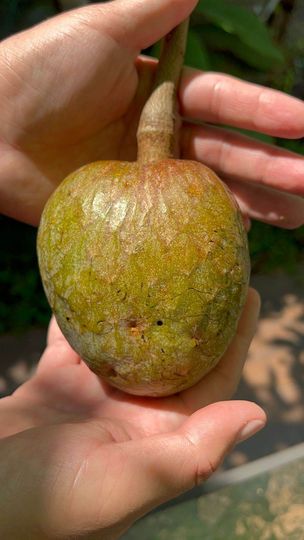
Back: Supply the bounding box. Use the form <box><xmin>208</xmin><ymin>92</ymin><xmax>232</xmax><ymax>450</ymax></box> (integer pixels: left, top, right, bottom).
<box><xmin>1</xmin><ymin>0</ymin><xmax>304</xmax><ymax>537</ymax></box>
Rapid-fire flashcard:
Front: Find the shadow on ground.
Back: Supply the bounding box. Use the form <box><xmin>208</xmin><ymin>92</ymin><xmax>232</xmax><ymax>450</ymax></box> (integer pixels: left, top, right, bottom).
<box><xmin>227</xmin><ymin>271</ymin><xmax>304</xmax><ymax>468</ymax></box>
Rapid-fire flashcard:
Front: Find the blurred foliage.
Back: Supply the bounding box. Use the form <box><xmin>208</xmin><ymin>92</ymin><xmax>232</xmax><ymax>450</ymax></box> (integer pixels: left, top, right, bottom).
<box><xmin>0</xmin><ymin>0</ymin><xmax>57</xmax><ymax>39</ymax></box>
<box><xmin>0</xmin><ymin>0</ymin><xmax>303</xmax><ymax>332</ymax></box>
<box><xmin>0</xmin><ymin>216</ymin><xmax>51</xmax><ymax>333</ymax></box>
<box><xmin>249</xmin><ymin>220</ymin><xmax>304</xmax><ymax>275</ymax></box>
<box><xmin>192</xmin><ymin>0</ymin><xmax>285</xmax><ymax>71</ymax></box>
<box><xmin>162</xmin><ymin>0</ymin><xmax>304</xmax><ymax>282</ymax></box>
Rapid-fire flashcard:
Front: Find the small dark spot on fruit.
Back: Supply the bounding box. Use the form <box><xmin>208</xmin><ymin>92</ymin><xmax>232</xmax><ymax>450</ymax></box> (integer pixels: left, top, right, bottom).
<box><xmin>192</xmin><ymin>336</ymin><xmax>200</xmax><ymax>346</ymax></box>
<box><xmin>161</xmin><ymin>348</ymin><xmax>165</xmax><ymax>353</ymax></box>
<box><xmin>128</xmin><ymin>320</ymin><xmax>138</xmax><ymax>328</ymax></box>
<box><xmin>117</xmin><ymin>289</ymin><xmax>121</xmax><ymax>293</ymax></box>
<box><xmin>157</xmin><ymin>320</ymin><xmax>163</xmax><ymax>326</ymax></box>
<box><xmin>66</xmin><ymin>317</ymin><xmax>70</xmax><ymax>321</ymax></box>
<box><xmin>103</xmin><ymin>365</ymin><xmax>118</xmax><ymax>378</ymax></box>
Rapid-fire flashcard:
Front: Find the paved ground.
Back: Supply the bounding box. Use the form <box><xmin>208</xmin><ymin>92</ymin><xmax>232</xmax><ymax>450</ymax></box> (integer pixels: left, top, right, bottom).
<box><xmin>1</xmin><ymin>271</ymin><xmax>303</xmax><ymax>468</ymax></box>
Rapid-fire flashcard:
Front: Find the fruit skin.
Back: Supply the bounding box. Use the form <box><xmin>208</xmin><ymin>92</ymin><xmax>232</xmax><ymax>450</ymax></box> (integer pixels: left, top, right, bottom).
<box><xmin>37</xmin><ymin>159</ymin><xmax>250</xmax><ymax>397</ymax></box>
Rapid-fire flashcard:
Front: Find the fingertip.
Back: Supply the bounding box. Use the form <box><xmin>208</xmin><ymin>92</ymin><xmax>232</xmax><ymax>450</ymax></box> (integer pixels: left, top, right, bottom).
<box><xmin>247</xmin><ymin>287</ymin><xmax>261</xmax><ymax>314</ymax></box>
<box><xmin>180</xmin><ymin>400</ymin><xmax>267</xmax><ymax>447</ymax></box>
<box><xmin>47</xmin><ymin>316</ymin><xmax>65</xmax><ymax>346</ymax></box>
<box><xmin>173</xmin><ymin>400</ymin><xmax>266</xmax><ymax>486</ymax></box>
<box><xmin>235</xmin><ymin>401</ymin><xmax>267</xmax><ymax>443</ymax></box>
<box><xmin>238</xmin><ymin>287</ymin><xmax>261</xmax><ymax>341</ymax></box>
<box><xmin>235</xmin><ymin>400</ymin><xmax>267</xmax><ymax>425</ymax></box>
<box><xmin>37</xmin><ymin>317</ymin><xmax>81</xmax><ymax>373</ymax></box>
<box><xmin>242</xmin><ymin>213</ymin><xmax>252</xmax><ymax>231</ymax></box>
<box><xmin>103</xmin><ymin>0</ymin><xmax>198</xmax><ymax>50</ymax></box>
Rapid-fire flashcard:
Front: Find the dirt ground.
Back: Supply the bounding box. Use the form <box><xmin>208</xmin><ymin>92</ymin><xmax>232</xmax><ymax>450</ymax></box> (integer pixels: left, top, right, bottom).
<box><xmin>227</xmin><ymin>271</ymin><xmax>304</xmax><ymax>467</ymax></box>
<box><xmin>1</xmin><ymin>271</ymin><xmax>303</xmax><ymax>467</ymax></box>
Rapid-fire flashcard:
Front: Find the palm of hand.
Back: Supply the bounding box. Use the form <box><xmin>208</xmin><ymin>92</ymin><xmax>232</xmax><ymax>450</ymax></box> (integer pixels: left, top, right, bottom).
<box><xmin>0</xmin><ymin>13</ymin><xmax>155</xmax><ymax>225</ymax></box>
<box><xmin>19</xmin><ymin>53</ymin><xmax>151</xmax><ymax>174</ymax></box>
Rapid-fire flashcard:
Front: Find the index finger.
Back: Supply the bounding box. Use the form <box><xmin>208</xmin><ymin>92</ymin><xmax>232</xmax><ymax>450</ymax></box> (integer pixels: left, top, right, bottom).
<box><xmin>179</xmin><ymin>69</ymin><xmax>304</xmax><ymax>139</ymax></box>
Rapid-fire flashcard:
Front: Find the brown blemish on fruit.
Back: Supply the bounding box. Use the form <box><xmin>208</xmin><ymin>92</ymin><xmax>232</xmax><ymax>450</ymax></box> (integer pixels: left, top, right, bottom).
<box><xmin>98</xmin><ymin>364</ymin><xmax>118</xmax><ymax>378</ymax></box>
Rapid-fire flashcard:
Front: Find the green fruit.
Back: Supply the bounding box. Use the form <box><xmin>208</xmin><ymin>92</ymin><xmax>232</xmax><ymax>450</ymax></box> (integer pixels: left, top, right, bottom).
<box><xmin>37</xmin><ymin>18</ymin><xmax>250</xmax><ymax>397</ymax></box>
<box><xmin>37</xmin><ymin>158</ymin><xmax>249</xmax><ymax>396</ymax></box>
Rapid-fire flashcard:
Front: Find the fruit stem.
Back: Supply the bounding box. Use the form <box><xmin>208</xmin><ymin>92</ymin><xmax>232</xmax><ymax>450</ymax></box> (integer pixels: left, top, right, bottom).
<box><xmin>137</xmin><ymin>18</ymin><xmax>189</xmax><ymax>163</ymax></box>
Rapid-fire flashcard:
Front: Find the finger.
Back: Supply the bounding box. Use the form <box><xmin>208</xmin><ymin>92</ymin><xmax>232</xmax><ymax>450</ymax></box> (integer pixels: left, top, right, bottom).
<box><xmin>80</xmin><ymin>0</ymin><xmax>198</xmax><ymax>51</ymax></box>
<box><xmin>47</xmin><ymin>316</ymin><xmax>66</xmax><ymax>346</ymax></box>
<box><xmin>225</xmin><ymin>177</ymin><xmax>304</xmax><ymax>229</ymax></box>
<box><xmin>180</xmin><ymin>69</ymin><xmax>304</xmax><ymax>139</ymax></box>
<box><xmin>182</xmin><ymin>123</ymin><xmax>304</xmax><ymax>228</ymax></box>
<box><xmin>181</xmin><ymin>288</ymin><xmax>260</xmax><ymax>412</ymax></box>
<box><xmin>182</xmin><ymin>122</ymin><xmax>304</xmax><ymax>197</ymax></box>
<box><xmin>242</xmin><ymin>214</ymin><xmax>252</xmax><ymax>232</ymax></box>
<box><xmin>75</xmin><ymin>401</ymin><xmax>266</xmax><ymax>531</ymax></box>
<box><xmin>36</xmin><ymin>317</ymin><xmax>80</xmax><ymax>373</ymax></box>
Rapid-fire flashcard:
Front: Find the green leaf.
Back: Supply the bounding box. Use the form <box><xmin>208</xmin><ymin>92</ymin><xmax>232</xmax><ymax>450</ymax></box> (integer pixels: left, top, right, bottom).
<box><xmin>249</xmin><ymin>222</ymin><xmax>304</xmax><ymax>274</ymax></box>
<box><xmin>147</xmin><ymin>40</ymin><xmax>162</xmax><ymax>60</ymax></box>
<box><xmin>227</xmin><ymin>126</ymin><xmax>275</xmax><ymax>144</ymax></box>
<box><xmin>185</xmin><ymin>30</ymin><xmax>210</xmax><ymax>70</ymax></box>
<box><xmin>207</xmin><ymin>51</ymin><xmax>250</xmax><ymax>78</ymax></box>
<box><xmin>278</xmin><ymin>139</ymin><xmax>304</xmax><ymax>155</ymax></box>
<box><xmin>201</xmin><ymin>25</ymin><xmax>282</xmax><ymax>71</ymax></box>
<box><xmin>196</xmin><ymin>0</ymin><xmax>284</xmax><ymax>67</ymax></box>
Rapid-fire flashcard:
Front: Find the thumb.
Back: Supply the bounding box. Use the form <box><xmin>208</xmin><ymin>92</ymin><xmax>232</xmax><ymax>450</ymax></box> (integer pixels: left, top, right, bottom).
<box><xmin>82</xmin><ymin>401</ymin><xmax>266</xmax><ymax>532</ymax></box>
<box><xmin>119</xmin><ymin>401</ymin><xmax>266</xmax><ymax>515</ymax></box>
<box><xmin>86</xmin><ymin>0</ymin><xmax>199</xmax><ymax>51</ymax></box>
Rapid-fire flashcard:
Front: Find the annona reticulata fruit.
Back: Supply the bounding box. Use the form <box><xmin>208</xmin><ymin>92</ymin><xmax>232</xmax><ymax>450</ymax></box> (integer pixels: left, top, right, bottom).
<box><xmin>37</xmin><ymin>158</ymin><xmax>249</xmax><ymax>396</ymax></box>
<box><xmin>37</xmin><ymin>17</ymin><xmax>250</xmax><ymax>397</ymax></box>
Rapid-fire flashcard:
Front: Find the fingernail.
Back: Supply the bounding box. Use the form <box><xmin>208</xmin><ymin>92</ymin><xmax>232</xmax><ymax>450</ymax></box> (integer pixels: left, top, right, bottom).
<box><xmin>237</xmin><ymin>419</ymin><xmax>265</xmax><ymax>443</ymax></box>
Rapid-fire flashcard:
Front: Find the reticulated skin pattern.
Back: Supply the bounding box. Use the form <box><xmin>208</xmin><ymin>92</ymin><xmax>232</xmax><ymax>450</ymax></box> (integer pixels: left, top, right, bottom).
<box><xmin>37</xmin><ymin>159</ymin><xmax>250</xmax><ymax>396</ymax></box>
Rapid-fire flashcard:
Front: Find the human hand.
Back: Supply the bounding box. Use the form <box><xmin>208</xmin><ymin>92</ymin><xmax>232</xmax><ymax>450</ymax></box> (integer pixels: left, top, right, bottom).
<box><xmin>0</xmin><ymin>0</ymin><xmax>303</xmax><ymax>227</ymax></box>
<box><xmin>0</xmin><ymin>289</ymin><xmax>266</xmax><ymax>539</ymax></box>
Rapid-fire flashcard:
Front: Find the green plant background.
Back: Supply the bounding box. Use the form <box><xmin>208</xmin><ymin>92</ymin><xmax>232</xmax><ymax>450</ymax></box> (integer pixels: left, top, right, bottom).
<box><xmin>0</xmin><ymin>0</ymin><xmax>303</xmax><ymax>333</ymax></box>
